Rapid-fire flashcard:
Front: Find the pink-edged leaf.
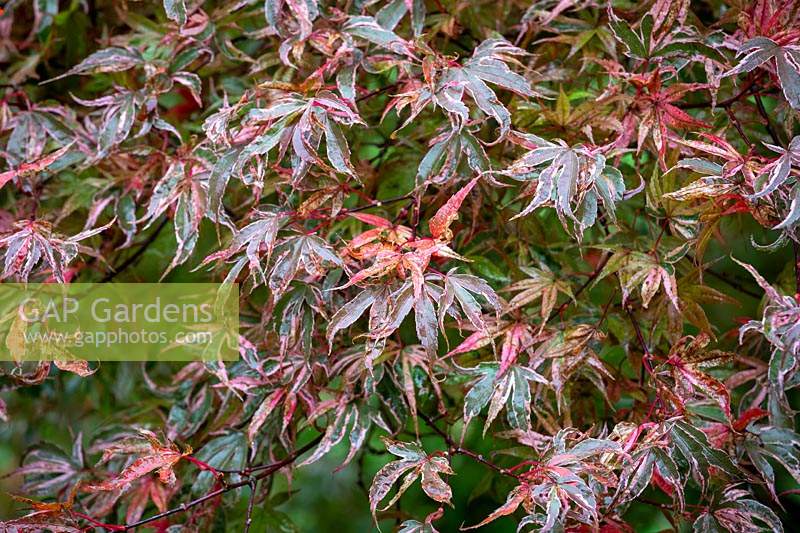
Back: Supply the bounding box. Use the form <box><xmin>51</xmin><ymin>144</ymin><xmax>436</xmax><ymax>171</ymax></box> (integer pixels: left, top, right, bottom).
<box><xmin>420</xmin><ymin>456</ymin><xmax>454</xmax><ymax>505</ymax></box>
<box><xmin>53</xmin><ymin>360</ymin><xmax>96</xmax><ymax>377</ymax></box>
<box><xmin>677</xmin><ymin>366</ymin><xmax>731</xmax><ymax>419</ymax></box>
<box><xmin>428</xmin><ymin>177</ymin><xmax>478</xmax><ymax>240</ymax></box>
<box><xmin>85</xmin><ymin>451</ymin><xmax>183</xmax><ymax>492</ymax></box>
<box><xmin>462</xmin><ymin>484</ymin><xmax>526</xmax><ymax>530</ymax></box>
<box><xmin>349</xmin><ymin>212</ymin><xmax>394</xmax><ymax>228</ymax></box>
<box><xmin>369</xmin><ymin>459</ymin><xmax>420</xmax><ymax>519</ymax></box>
<box><xmin>247</xmin><ymin>389</ymin><xmax>286</xmax><ymax>443</ymax></box>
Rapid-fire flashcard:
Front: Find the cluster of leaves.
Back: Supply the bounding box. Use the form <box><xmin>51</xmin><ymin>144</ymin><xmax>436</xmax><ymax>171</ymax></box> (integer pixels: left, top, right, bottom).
<box><xmin>3</xmin><ymin>0</ymin><xmax>800</xmax><ymax>531</ymax></box>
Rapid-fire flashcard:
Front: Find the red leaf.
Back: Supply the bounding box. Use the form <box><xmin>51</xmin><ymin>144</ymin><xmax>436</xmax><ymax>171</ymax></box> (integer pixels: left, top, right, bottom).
<box><xmin>428</xmin><ymin>177</ymin><xmax>478</xmax><ymax>241</ymax></box>
<box><xmin>86</xmin><ymin>453</ymin><xmax>183</xmax><ymax>492</ymax></box>
<box><xmin>732</xmin><ymin>407</ymin><xmax>769</xmax><ymax>432</ymax></box>
<box><xmin>349</xmin><ymin>212</ymin><xmax>394</xmax><ymax>228</ymax></box>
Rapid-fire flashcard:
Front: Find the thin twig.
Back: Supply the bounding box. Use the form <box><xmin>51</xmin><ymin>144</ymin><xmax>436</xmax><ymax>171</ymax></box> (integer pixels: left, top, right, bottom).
<box><xmin>344</xmin><ymin>192</ymin><xmax>415</xmax><ymax>214</ymax></box>
<box><xmin>243</xmin><ymin>478</ymin><xmax>258</xmax><ymax>533</ymax></box>
<box><xmin>121</xmin><ymin>436</ymin><xmax>322</xmax><ymax>530</ymax></box>
<box><xmin>725</xmin><ymin>107</ymin><xmax>751</xmax><ymax>146</ymax></box>
<box><xmin>101</xmin><ymin>217</ymin><xmax>169</xmax><ymax>282</ymax></box>
<box><xmin>356</xmin><ymin>83</ymin><xmax>398</xmax><ymax>103</ymax></box>
<box><xmin>623</xmin><ymin>299</ymin><xmax>654</xmax><ymax>388</ymax></box>
<box><xmin>546</xmin><ymin>252</ymin><xmax>611</xmax><ymax>324</ymax></box>
<box><xmin>703</xmin><ymin>266</ymin><xmax>761</xmax><ymax>299</ymax></box>
<box><xmin>418</xmin><ymin>411</ymin><xmax>519</xmax><ymax>480</ymax></box>
<box><xmin>677</xmin><ymin>77</ymin><xmax>757</xmax><ymax>109</ymax></box>
<box><xmin>753</xmin><ymin>93</ymin><xmax>781</xmax><ymax>146</ymax></box>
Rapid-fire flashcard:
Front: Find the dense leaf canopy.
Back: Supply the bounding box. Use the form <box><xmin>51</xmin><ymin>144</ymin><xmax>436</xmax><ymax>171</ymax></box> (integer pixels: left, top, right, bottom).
<box><xmin>2</xmin><ymin>0</ymin><xmax>800</xmax><ymax>531</ymax></box>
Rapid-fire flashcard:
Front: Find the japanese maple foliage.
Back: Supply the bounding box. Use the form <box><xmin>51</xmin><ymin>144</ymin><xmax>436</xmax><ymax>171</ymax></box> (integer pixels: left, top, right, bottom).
<box><xmin>3</xmin><ymin>0</ymin><xmax>800</xmax><ymax>531</ymax></box>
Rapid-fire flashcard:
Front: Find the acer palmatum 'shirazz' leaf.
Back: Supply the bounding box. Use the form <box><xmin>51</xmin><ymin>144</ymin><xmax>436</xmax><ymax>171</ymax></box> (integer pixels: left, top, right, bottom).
<box><xmin>461</xmin><ymin>361</ymin><xmax>547</xmax><ymax>434</ymax></box>
<box><xmin>0</xmin><ymin>219</ymin><xmax>113</xmax><ymax>282</ymax></box>
<box><xmin>665</xmin><ymin>333</ymin><xmax>734</xmax><ymax>419</ymax></box>
<box><xmin>387</xmin><ymin>39</ymin><xmax>534</xmax><ymax>141</ymax></box>
<box><xmin>693</xmin><ymin>485</ymin><xmax>783</xmax><ymax>532</ymax></box>
<box><xmin>329</xmin><ymin>178</ymin><xmax>499</xmax><ymax>363</ymax></box>
<box><xmin>749</xmin><ymin>136</ymin><xmax>800</xmax><ymax>233</ymax></box>
<box><xmin>84</xmin><ymin>430</ymin><xmax>189</xmax><ymax>493</ymax></box>
<box><xmin>500</xmin><ymin>132</ymin><xmax>626</xmax><ymax>239</ymax></box>
<box><xmin>465</xmin><ymin>430</ymin><xmax>621</xmax><ymax>530</ymax></box>
<box><xmin>725</xmin><ymin>37</ymin><xmax>800</xmax><ymax>109</ymax></box>
<box><xmin>734</xmin><ymin>257</ymin><xmax>800</xmax><ymax>358</ymax></box>
<box><xmin>369</xmin><ymin>438</ymin><xmax>453</xmax><ymax>521</ymax></box>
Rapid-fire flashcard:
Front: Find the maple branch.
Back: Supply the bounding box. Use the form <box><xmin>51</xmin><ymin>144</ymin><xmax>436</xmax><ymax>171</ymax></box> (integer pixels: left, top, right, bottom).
<box><xmin>725</xmin><ymin>107</ymin><xmax>751</xmax><ymax>146</ymax></box>
<box><xmin>356</xmin><ymin>83</ymin><xmax>398</xmax><ymax>103</ymax></box>
<box><xmin>794</xmin><ymin>241</ymin><xmax>800</xmax><ymax>301</ymax></box>
<box><xmin>71</xmin><ymin>511</ymin><xmax>125</xmax><ymax>531</ymax></box>
<box><xmin>753</xmin><ymin>92</ymin><xmax>781</xmax><ymax>146</ymax></box>
<box><xmin>702</xmin><ymin>264</ymin><xmax>762</xmax><ymax>299</ymax></box>
<box><xmin>243</xmin><ymin>478</ymin><xmax>258</xmax><ymax>533</ymax></box>
<box><xmin>546</xmin><ymin>251</ymin><xmax>610</xmax><ymax>324</ymax></box>
<box><xmin>344</xmin><ymin>192</ymin><xmax>415</xmax><ymax>214</ymax></box>
<box><xmin>120</xmin><ymin>436</ymin><xmax>322</xmax><ymax>531</ymax></box>
<box><xmin>677</xmin><ymin>77</ymin><xmax>758</xmax><ymax>109</ymax></box>
<box><xmin>418</xmin><ymin>411</ymin><xmax>519</xmax><ymax>480</ymax></box>
<box><xmin>623</xmin><ymin>300</ymin><xmax>654</xmax><ymax>388</ymax></box>
<box><xmin>625</xmin><ymin>305</ymin><xmax>650</xmax><ymax>357</ymax></box>
<box><xmin>101</xmin><ymin>216</ymin><xmax>169</xmax><ymax>282</ymax></box>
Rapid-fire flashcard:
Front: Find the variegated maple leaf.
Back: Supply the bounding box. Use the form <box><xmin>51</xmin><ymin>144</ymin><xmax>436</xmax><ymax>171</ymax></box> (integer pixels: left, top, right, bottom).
<box><xmin>0</xmin><ymin>219</ymin><xmax>113</xmax><ymax>282</ymax></box>
<box><xmin>693</xmin><ymin>486</ymin><xmax>783</xmax><ymax>532</ymax></box>
<box><xmin>618</xmin><ymin>69</ymin><xmax>711</xmax><ymax>163</ymax></box>
<box><xmin>141</xmin><ymin>156</ymin><xmax>209</xmax><ymax>274</ymax></box>
<box><xmin>464</xmin><ymin>430</ymin><xmax>622</xmax><ymax>530</ymax></box>
<box><xmin>595</xmin><ymin>249</ymin><xmax>680</xmax><ymax>310</ymax></box>
<box><xmin>725</xmin><ymin>36</ymin><xmax>800</xmax><ymax>109</ymax></box>
<box><xmin>222</xmin><ymin>89</ymin><xmax>364</xmax><ymax>185</ymax></box>
<box><xmin>200</xmin><ymin>207</ymin><xmax>289</xmax><ymax>285</ymax></box>
<box><xmin>461</xmin><ymin>361</ymin><xmax>548</xmax><ymax>434</ymax></box>
<box><xmin>735</xmin><ymin>257</ymin><xmax>800</xmax><ymax>358</ymax></box>
<box><xmin>329</xmin><ymin>178</ymin><xmax>499</xmax><ymax>362</ymax></box>
<box><xmin>0</xmin><ymin>142</ymin><xmax>75</xmax><ymax>191</ymax></box>
<box><xmin>748</xmin><ymin>135</ymin><xmax>800</xmax><ymax>232</ymax></box>
<box><xmin>84</xmin><ymin>429</ymin><xmax>190</xmax><ymax>493</ymax></box>
<box><xmin>667</xmin><ymin>419</ymin><xmax>739</xmax><ymax>488</ymax></box>
<box><xmin>299</xmin><ymin>399</ymin><xmax>388</xmax><ymax>468</ymax></box>
<box><xmin>499</xmin><ymin>132</ymin><xmax>626</xmax><ymax>239</ymax></box>
<box><xmin>502</xmin><ymin>264</ymin><xmax>574</xmax><ymax>320</ymax></box>
<box><xmin>662</xmin><ymin>333</ymin><xmax>734</xmax><ymax>419</ymax></box>
<box><xmin>369</xmin><ymin>439</ymin><xmax>453</xmax><ymax>521</ymax></box>
<box><xmin>387</xmin><ymin>39</ymin><xmax>534</xmax><ymax>141</ymax></box>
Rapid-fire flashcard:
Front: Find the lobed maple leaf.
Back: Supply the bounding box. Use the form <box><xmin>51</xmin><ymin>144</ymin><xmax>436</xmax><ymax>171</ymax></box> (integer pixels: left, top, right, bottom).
<box><xmin>229</xmin><ymin>90</ymin><xmax>364</xmax><ymax>185</ymax></box>
<box><xmin>0</xmin><ymin>219</ymin><xmax>113</xmax><ymax>282</ymax></box>
<box><xmin>299</xmin><ymin>400</ymin><xmax>388</xmax><ymax>468</ymax></box>
<box><xmin>387</xmin><ymin>39</ymin><xmax>534</xmax><ymax>142</ymax></box>
<box><xmin>500</xmin><ymin>132</ymin><xmax>626</xmax><ymax>239</ymax></box>
<box><xmin>84</xmin><ymin>430</ymin><xmax>190</xmax><ymax>493</ymax></box>
<box><xmin>725</xmin><ymin>36</ymin><xmax>800</xmax><ymax>109</ymax></box>
<box><xmin>329</xmin><ymin>178</ymin><xmax>499</xmax><ymax>362</ymax></box>
<box><xmin>663</xmin><ymin>333</ymin><xmax>735</xmax><ymax>419</ymax></box>
<box><xmin>465</xmin><ymin>430</ymin><xmax>621</xmax><ymax>530</ymax></box>
<box><xmin>369</xmin><ymin>438</ymin><xmax>454</xmax><ymax>521</ymax></box>
<box><xmin>0</xmin><ymin>142</ymin><xmax>75</xmax><ymax>191</ymax></box>
<box><xmin>621</xmin><ymin>69</ymin><xmax>712</xmax><ymax>164</ymax></box>
<box><xmin>461</xmin><ymin>361</ymin><xmax>548</xmax><ymax>434</ymax></box>
<box><xmin>502</xmin><ymin>264</ymin><xmax>574</xmax><ymax>320</ymax></box>
<box><xmin>594</xmin><ymin>249</ymin><xmax>680</xmax><ymax>310</ymax></box>
<box><xmin>693</xmin><ymin>486</ymin><xmax>783</xmax><ymax>532</ymax></box>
